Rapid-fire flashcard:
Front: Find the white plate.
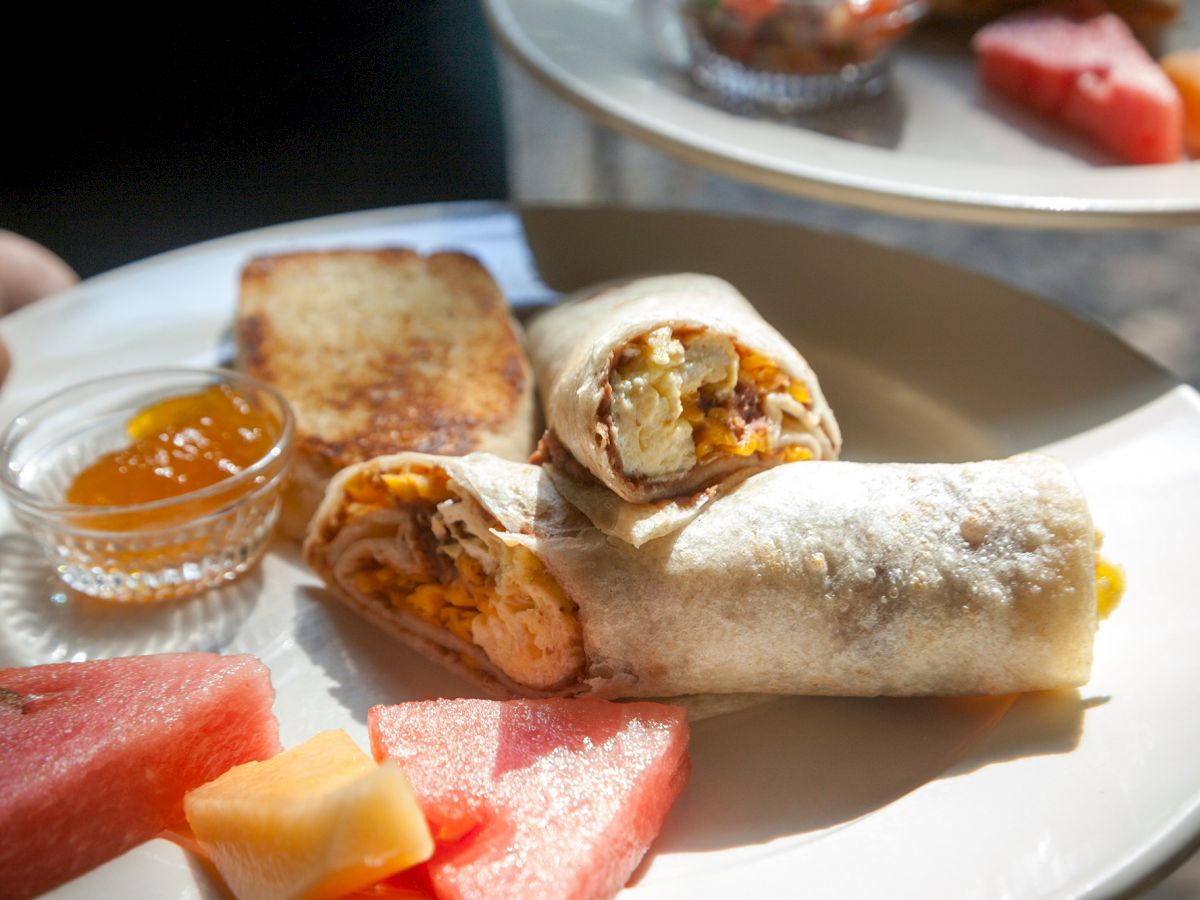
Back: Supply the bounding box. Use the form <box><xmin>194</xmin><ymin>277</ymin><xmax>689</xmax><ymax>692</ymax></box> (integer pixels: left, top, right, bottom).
<box><xmin>485</xmin><ymin>0</ymin><xmax>1200</xmax><ymax>227</ymax></box>
<box><xmin>4</xmin><ymin>203</ymin><xmax>1199</xmax><ymax>898</ymax></box>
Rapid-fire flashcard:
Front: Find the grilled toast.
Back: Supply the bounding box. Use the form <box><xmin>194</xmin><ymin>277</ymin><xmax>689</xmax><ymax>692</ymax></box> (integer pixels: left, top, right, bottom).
<box><xmin>236</xmin><ymin>248</ymin><xmax>536</xmax><ymax>539</ymax></box>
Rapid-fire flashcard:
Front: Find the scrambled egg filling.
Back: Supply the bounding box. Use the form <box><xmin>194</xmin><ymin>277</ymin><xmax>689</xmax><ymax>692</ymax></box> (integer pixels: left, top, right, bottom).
<box><xmin>608</xmin><ymin>327</ymin><xmax>816</xmax><ymax>480</ymax></box>
<box><xmin>345</xmin><ymin>467</ymin><xmax>584</xmax><ymax>690</ymax></box>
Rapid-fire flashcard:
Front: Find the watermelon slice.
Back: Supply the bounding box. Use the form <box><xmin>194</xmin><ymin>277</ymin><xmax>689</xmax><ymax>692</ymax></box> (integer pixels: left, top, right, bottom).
<box><xmin>369</xmin><ymin>698</ymin><xmax>691</xmax><ymax>900</ymax></box>
<box><xmin>0</xmin><ymin>653</ymin><xmax>280</xmax><ymax>899</ymax></box>
<box><xmin>972</xmin><ymin>6</ymin><xmax>1184</xmax><ymax>164</ymax></box>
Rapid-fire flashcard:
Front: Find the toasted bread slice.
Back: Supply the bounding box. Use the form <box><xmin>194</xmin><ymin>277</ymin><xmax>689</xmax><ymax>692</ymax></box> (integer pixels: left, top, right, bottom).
<box><xmin>236</xmin><ymin>249</ymin><xmax>536</xmax><ymax>540</ymax></box>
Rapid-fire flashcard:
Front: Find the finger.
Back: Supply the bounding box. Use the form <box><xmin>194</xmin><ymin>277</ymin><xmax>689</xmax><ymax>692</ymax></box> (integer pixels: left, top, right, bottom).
<box><xmin>0</xmin><ymin>231</ymin><xmax>79</xmax><ymax>314</ymax></box>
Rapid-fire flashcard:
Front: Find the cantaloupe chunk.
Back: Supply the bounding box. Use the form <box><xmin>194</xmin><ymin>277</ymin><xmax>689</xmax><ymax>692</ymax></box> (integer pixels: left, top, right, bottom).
<box><xmin>1161</xmin><ymin>51</ymin><xmax>1200</xmax><ymax>156</ymax></box>
<box><xmin>184</xmin><ymin>729</ymin><xmax>433</xmax><ymax>900</ymax></box>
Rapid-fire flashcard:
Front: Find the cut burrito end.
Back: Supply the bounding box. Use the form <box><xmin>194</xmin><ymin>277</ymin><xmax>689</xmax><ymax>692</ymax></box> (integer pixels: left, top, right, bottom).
<box><xmin>527</xmin><ymin>274</ymin><xmax>842</xmax><ymax>507</ymax></box>
<box><xmin>606</xmin><ymin>325</ymin><xmax>836</xmax><ymax>486</ymax></box>
<box><xmin>305</xmin><ymin>458</ymin><xmax>585</xmax><ymax>694</ymax></box>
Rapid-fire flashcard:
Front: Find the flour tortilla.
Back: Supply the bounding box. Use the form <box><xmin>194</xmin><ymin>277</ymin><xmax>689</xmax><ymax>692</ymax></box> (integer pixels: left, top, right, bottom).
<box><xmin>306</xmin><ymin>452</ymin><xmax>1099</xmax><ymax>699</ymax></box>
<box><xmin>526</xmin><ymin>275</ymin><xmax>841</xmax><ymax>540</ymax></box>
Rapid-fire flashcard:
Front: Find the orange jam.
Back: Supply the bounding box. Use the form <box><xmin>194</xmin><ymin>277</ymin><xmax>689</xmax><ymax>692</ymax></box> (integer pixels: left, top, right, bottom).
<box><xmin>66</xmin><ymin>384</ymin><xmax>282</xmax><ymax>511</ymax></box>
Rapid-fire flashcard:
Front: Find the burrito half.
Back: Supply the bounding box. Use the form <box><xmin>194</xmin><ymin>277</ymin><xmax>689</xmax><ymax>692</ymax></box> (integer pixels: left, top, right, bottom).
<box><xmin>527</xmin><ymin>275</ymin><xmax>841</xmax><ymax>518</ymax></box>
<box><xmin>304</xmin><ymin>452</ymin><xmax>1121</xmax><ymax>699</ymax></box>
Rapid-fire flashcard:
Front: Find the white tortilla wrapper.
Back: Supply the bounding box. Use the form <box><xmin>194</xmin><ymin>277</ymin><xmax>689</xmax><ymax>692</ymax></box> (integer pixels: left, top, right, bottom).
<box><xmin>306</xmin><ymin>452</ymin><xmax>1099</xmax><ymax>699</ymax></box>
<box><xmin>540</xmin><ymin>464</ymin><xmax>758</xmax><ymax>548</ymax></box>
<box><xmin>526</xmin><ymin>275</ymin><xmax>842</xmax><ymax>523</ymax></box>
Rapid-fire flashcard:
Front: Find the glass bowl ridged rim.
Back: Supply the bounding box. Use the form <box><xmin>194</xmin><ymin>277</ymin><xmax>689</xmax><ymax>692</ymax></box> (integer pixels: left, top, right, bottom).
<box><xmin>0</xmin><ymin>366</ymin><xmax>295</xmax><ymax>526</ymax></box>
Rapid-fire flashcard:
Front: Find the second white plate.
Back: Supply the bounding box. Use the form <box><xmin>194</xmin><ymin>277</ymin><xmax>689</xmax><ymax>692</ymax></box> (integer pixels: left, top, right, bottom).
<box><xmin>487</xmin><ymin>0</ymin><xmax>1200</xmax><ymax>226</ymax></box>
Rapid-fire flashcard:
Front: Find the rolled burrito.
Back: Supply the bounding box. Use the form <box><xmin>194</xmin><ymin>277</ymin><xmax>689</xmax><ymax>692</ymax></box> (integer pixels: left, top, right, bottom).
<box><xmin>304</xmin><ymin>452</ymin><xmax>1120</xmax><ymax>699</ymax></box>
<box><xmin>527</xmin><ymin>275</ymin><xmax>841</xmax><ymax>516</ymax></box>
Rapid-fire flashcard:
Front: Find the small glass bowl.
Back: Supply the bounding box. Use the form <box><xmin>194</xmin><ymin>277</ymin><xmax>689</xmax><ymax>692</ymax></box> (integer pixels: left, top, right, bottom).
<box><xmin>641</xmin><ymin>0</ymin><xmax>927</xmax><ymax>113</ymax></box>
<box><xmin>0</xmin><ymin>368</ymin><xmax>294</xmax><ymax>603</ymax></box>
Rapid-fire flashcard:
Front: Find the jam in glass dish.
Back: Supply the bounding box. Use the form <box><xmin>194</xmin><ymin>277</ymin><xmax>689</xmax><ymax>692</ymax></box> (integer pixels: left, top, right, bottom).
<box><xmin>0</xmin><ymin>368</ymin><xmax>294</xmax><ymax>603</ymax></box>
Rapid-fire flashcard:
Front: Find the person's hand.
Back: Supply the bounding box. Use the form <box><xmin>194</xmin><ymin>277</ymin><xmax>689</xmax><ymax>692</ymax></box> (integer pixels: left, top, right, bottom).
<box><xmin>0</xmin><ymin>231</ymin><xmax>79</xmax><ymax>385</ymax></box>
<box><xmin>0</xmin><ymin>231</ymin><xmax>78</xmax><ymax>313</ymax></box>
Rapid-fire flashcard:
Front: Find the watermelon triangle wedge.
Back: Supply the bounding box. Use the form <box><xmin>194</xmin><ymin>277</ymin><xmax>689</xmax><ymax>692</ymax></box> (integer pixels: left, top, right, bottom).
<box><xmin>370</xmin><ymin>698</ymin><xmax>691</xmax><ymax>900</ymax></box>
<box><xmin>973</xmin><ymin>5</ymin><xmax>1184</xmax><ymax>164</ymax></box>
<box><xmin>0</xmin><ymin>652</ymin><xmax>281</xmax><ymax>899</ymax></box>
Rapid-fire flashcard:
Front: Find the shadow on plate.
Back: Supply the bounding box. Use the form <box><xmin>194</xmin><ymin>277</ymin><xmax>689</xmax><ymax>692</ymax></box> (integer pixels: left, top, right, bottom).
<box><xmin>292</xmin><ymin>585</ymin><xmax>483</xmax><ymax>724</ymax></box>
<box><xmin>972</xmin><ymin>92</ymin><xmax>1118</xmax><ymax>167</ymax></box>
<box><xmin>650</xmin><ymin>687</ymin><xmax>1092</xmax><ymax>855</ymax></box>
<box><xmin>946</xmin><ymin>689</ymin><xmax>1105</xmax><ymax>774</ymax></box>
<box><xmin>792</xmin><ymin>89</ymin><xmax>906</xmax><ymax>149</ymax></box>
<box><xmin>0</xmin><ymin>532</ymin><xmax>262</xmax><ymax>663</ymax></box>
<box><xmin>185</xmin><ymin>858</ymin><xmax>233</xmax><ymax>900</ymax></box>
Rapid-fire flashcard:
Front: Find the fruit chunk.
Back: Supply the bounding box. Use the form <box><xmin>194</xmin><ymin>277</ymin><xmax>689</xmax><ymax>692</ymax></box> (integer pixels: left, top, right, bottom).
<box><xmin>1161</xmin><ymin>51</ymin><xmax>1200</xmax><ymax>155</ymax></box>
<box><xmin>0</xmin><ymin>653</ymin><xmax>280</xmax><ymax>900</ymax></box>
<box><xmin>370</xmin><ymin>698</ymin><xmax>691</xmax><ymax>900</ymax></box>
<box><xmin>973</xmin><ymin>7</ymin><xmax>1184</xmax><ymax>164</ymax></box>
<box><xmin>185</xmin><ymin>729</ymin><xmax>434</xmax><ymax>900</ymax></box>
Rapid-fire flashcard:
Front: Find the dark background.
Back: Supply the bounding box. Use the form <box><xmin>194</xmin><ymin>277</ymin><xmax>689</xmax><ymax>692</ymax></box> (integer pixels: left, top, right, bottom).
<box><xmin>3</xmin><ymin>1</ymin><xmax>507</xmax><ymax>279</ymax></box>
